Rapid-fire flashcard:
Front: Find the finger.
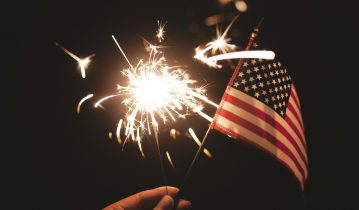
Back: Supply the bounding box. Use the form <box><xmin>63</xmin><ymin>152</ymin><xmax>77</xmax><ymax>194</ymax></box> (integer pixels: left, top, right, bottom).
<box><xmin>176</xmin><ymin>199</ymin><xmax>192</xmax><ymax>210</ymax></box>
<box><xmin>153</xmin><ymin>195</ymin><xmax>174</xmax><ymax>210</ymax></box>
<box><xmin>137</xmin><ymin>186</ymin><xmax>179</xmax><ymax>208</ymax></box>
<box><xmin>103</xmin><ymin>186</ymin><xmax>179</xmax><ymax>210</ymax></box>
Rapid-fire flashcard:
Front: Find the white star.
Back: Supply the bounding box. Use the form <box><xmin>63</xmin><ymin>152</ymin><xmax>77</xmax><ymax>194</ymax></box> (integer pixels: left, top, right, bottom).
<box><xmin>257</xmin><ymin>74</ymin><xmax>262</xmax><ymax>80</ymax></box>
<box><xmin>254</xmin><ymin>67</ymin><xmax>259</xmax><ymax>72</ymax></box>
<box><xmin>278</xmin><ymin>62</ymin><xmax>282</xmax><ymax>67</ymax></box>
<box><xmin>249</xmin><ymin>77</ymin><xmax>255</xmax><ymax>82</ymax></box>
<box><xmin>259</xmin><ymin>82</ymin><xmax>264</xmax><ymax>88</ymax></box>
<box><xmin>278</xmin><ymin>78</ymin><xmax>282</xmax><ymax>83</ymax></box>
<box><xmin>263</xmin><ymin>73</ymin><xmax>268</xmax><ymax>78</ymax></box>
<box><xmin>251</xmin><ymin>59</ymin><xmax>257</xmax><ymax>65</ymax></box>
<box><xmin>281</xmin><ymin>94</ymin><xmax>284</xmax><ymax>99</ymax></box>
<box><xmin>241</xmin><ymin>79</ymin><xmax>247</xmax><ymax>85</ymax></box>
<box><xmin>239</xmin><ymin>72</ymin><xmax>244</xmax><ymax>77</ymax></box>
<box><xmin>280</xmin><ymin>110</ymin><xmax>284</xmax><ymax>115</ymax></box>
<box><xmin>282</xmin><ymin>101</ymin><xmax>286</xmax><ymax>106</ymax></box>
<box><xmin>269</xmin><ymin>89</ymin><xmax>274</xmax><ymax>94</ymax></box>
<box><xmin>285</xmin><ymin>93</ymin><xmax>289</xmax><ymax>97</ymax></box>
<box><xmin>280</xmin><ymin>69</ymin><xmax>284</xmax><ymax>74</ymax></box>
<box><xmin>262</xmin><ymin>90</ymin><xmax>267</xmax><ymax>95</ymax></box>
<box><xmin>270</xmin><ymin>72</ymin><xmax>274</xmax><ymax>77</ymax></box>
<box><xmin>274</xmin><ymin>104</ymin><xmax>278</xmax><ymax>109</ymax></box>
<box><xmin>255</xmin><ymin>92</ymin><xmax>260</xmax><ymax>98</ymax></box>
<box><xmin>275</xmin><ymin>70</ymin><xmax>279</xmax><ymax>76</ymax></box>
<box><xmin>261</xmin><ymin>65</ymin><xmax>266</xmax><ymax>70</ymax></box>
<box><xmin>279</xmin><ymin>103</ymin><xmax>282</xmax><ymax>108</ymax></box>
<box><xmin>243</xmin><ymin>62</ymin><xmax>248</xmax><ymax>67</ymax></box>
<box><xmin>266</xmin><ymin>81</ymin><xmax>271</xmax><ymax>86</ymax></box>
<box><xmin>234</xmin><ymin>82</ymin><xmax>239</xmax><ymax>87</ymax></box>
<box><xmin>267</xmin><ymin>64</ymin><xmax>272</xmax><ymax>69</ymax></box>
<box><xmin>276</xmin><ymin>95</ymin><xmax>281</xmax><ymax>100</ymax></box>
<box><xmin>274</xmin><ymin>87</ymin><xmax>279</xmax><ymax>92</ymax></box>
<box><xmin>252</xmin><ymin>84</ymin><xmax>258</xmax><ymax>90</ymax></box>
<box><xmin>258</xmin><ymin>59</ymin><xmax>263</xmax><ymax>63</ymax></box>
<box><xmin>271</xmin><ymin>96</ymin><xmax>276</xmax><ymax>101</ymax></box>
<box><xmin>279</xmin><ymin>86</ymin><xmax>283</xmax><ymax>91</ymax></box>
<box><xmin>246</xmin><ymin>69</ymin><xmax>252</xmax><ymax>74</ymax></box>
<box><xmin>265</xmin><ymin>98</ymin><xmax>270</xmax><ymax>103</ymax></box>
<box><xmin>253</xmin><ymin>43</ymin><xmax>258</xmax><ymax>48</ymax></box>
<box><xmin>244</xmin><ymin>87</ymin><xmax>250</xmax><ymax>92</ymax></box>
<box><xmin>273</xmin><ymin>63</ymin><xmax>277</xmax><ymax>68</ymax></box>
<box><xmin>272</xmin><ymin>79</ymin><xmax>277</xmax><ymax>85</ymax></box>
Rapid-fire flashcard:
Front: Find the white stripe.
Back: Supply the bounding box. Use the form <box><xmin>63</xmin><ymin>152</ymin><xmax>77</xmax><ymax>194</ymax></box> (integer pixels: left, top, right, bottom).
<box><xmin>221</xmin><ymin>101</ymin><xmax>308</xmax><ymax>173</ymax></box>
<box><xmin>215</xmin><ymin>115</ymin><xmax>304</xmax><ymax>184</ymax></box>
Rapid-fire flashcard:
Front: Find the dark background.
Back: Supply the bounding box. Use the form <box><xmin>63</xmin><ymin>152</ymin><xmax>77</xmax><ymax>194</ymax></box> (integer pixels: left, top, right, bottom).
<box><xmin>3</xmin><ymin>0</ymin><xmax>357</xmax><ymax>209</ymax></box>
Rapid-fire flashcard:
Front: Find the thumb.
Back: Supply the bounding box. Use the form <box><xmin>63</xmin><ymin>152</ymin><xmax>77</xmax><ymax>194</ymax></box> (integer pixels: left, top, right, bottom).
<box><xmin>153</xmin><ymin>195</ymin><xmax>174</xmax><ymax>210</ymax></box>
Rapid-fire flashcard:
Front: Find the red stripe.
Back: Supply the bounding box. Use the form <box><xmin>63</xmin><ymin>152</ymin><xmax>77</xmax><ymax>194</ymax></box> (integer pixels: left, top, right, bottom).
<box><xmin>224</xmin><ymin>93</ymin><xmax>308</xmax><ymax>166</ymax></box>
<box><xmin>212</xmin><ymin>121</ymin><xmax>305</xmax><ymax>185</ymax></box>
<box><xmin>217</xmin><ymin>107</ymin><xmax>306</xmax><ymax>177</ymax></box>
<box><xmin>287</xmin><ymin>102</ymin><xmax>305</xmax><ymax>132</ymax></box>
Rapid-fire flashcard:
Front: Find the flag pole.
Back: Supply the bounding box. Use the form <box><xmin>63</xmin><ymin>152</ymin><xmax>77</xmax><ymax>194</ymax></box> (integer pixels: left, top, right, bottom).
<box><xmin>174</xmin><ymin>18</ymin><xmax>264</xmax><ymax>207</ymax></box>
<box><xmin>184</xmin><ymin>18</ymin><xmax>264</xmax><ymax>183</ymax></box>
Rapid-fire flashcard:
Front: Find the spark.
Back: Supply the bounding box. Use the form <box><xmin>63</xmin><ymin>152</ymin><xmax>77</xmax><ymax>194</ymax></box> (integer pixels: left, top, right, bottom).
<box><xmin>55</xmin><ymin>42</ymin><xmax>94</xmax><ymax>78</ymax></box>
<box><xmin>156</xmin><ymin>20</ymin><xmax>167</xmax><ymax>43</ymax></box>
<box><xmin>194</xmin><ymin>15</ymin><xmax>239</xmax><ymax>68</ymax></box>
<box><xmin>116</xmin><ymin>119</ymin><xmax>123</xmax><ymax>144</ymax></box>
<box><xmin>188</xmin><ymin>128</ymin><xmax>212</xmax><ymax>158</ymax></box>
<box><xmin>170</xmin><ymin>129</ymin><xmax>178</xmax><ymax>140</ymax></box>
<box><xmin>196</xmin><ymin>110</ymin><xmax>214</xmax><ymax>122</ymax></box>
<box><xmin>77</xmin><ymin>94</ymin><xmax>94</xmax><ymax>114</ymax></box>
<box><xmin>166</xmin><ymin>151</ymin><xmax>174</xmax><ymax>167</ymax></box>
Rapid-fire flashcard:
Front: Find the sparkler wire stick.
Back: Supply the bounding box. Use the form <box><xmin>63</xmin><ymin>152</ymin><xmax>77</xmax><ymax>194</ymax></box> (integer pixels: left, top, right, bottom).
<box><xmin>153</xmin><ymin>126</ymin><xmax>169</xmax><ymax>195</ymax></box>
<box><xmin>174</xmin><ymin>20</ymin><xmax>265</xmax><ymax>208</ymax></box>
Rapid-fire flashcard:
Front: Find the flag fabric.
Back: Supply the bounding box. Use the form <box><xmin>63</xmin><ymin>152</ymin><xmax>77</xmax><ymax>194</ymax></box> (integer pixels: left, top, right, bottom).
<box><xmin>211</xmin><ymin>28</ymin><xmax>308</xmax><ymax>189</ymax></box>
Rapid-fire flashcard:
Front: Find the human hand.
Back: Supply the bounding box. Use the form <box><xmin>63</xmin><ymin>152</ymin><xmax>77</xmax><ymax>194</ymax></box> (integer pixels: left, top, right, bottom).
<box><xmin>103</xmin><ymin>186</ymin><xmax>191</xmax><ymax>210</ymax></box>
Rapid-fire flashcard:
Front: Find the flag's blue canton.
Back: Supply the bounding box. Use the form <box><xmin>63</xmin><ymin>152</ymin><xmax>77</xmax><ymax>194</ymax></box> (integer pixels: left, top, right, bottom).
<box><xmin>232</xmin><ymin>42</ymin><xmax>293</xmax><ymax>117</ymax></box>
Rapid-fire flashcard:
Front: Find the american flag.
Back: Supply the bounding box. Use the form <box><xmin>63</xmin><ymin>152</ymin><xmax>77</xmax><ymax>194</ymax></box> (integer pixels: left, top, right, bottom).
<box><xmin>211</xmin><ymin>28</ymin><xmax>308</xmax><ymax>189</ymax></box>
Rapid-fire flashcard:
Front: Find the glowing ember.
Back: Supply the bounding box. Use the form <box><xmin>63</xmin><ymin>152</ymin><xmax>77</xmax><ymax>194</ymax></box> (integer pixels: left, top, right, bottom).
<box><xmin>156</xmin><ymin>20</ymin><xmax>167</xmax><ymax>43</ymax></box>
<box><xmin>77</xmin><ymin>94</ymin><xmax>94</xmax><ymax>114</ymax></box>
<box><xmin>56</xmin><ymin>43</ymin><xmax>94</xmax><ymax>78</ymax></box>
<box><xmin>166</xmin><ymin>151</ymin><xmax>174</xmax><ymax>167</ymax></box>
<box><xmin>188</xmin><ymin>128</ymin><xmax>212</xmax><ymax>158</ymax></box>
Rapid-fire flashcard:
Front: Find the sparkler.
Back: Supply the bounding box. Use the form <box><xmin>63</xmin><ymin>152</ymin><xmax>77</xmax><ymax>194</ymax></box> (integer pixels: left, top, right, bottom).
<box><xmin>95</xmin><ymin>36</ymin><xmax>217</xmax><ymax>146</ymax></box>
<box><xmin>75</xmin><ymin>22</ymin><xmax>219</xmax><ymax>193</ymax></box>
<box><xmin>194</xmin><ymin>16</ymin><xmax>275</xmax><ymax>68</ymax></box>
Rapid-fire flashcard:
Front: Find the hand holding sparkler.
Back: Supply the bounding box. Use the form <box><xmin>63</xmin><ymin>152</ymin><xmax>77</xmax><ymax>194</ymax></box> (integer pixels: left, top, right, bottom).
<box><xmin>103</xmin><ymin>186</ymin><xmax>191</xmax><ymax>210</ymax></box>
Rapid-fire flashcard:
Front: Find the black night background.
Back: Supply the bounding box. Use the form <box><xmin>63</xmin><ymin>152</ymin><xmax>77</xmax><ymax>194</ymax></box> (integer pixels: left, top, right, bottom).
<box><xmin>3</xmin><ymin>0</ymin><xmax>357</xmax><ymax>209</ymax></box>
